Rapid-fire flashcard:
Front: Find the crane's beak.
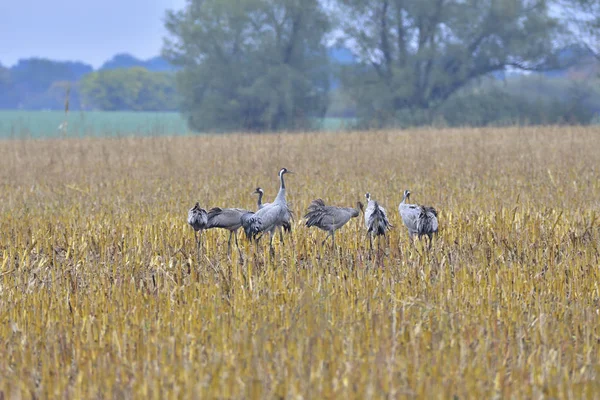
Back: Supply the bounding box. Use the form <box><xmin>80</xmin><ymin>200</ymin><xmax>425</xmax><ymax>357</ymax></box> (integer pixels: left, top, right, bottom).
<box><xmin>287</xmin><ymin>170</ymin><xmax>294</xmax><ymax>174</ymax></box>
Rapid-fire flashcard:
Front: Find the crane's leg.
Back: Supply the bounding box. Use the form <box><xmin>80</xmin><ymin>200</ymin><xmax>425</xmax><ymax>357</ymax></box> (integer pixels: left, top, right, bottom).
<box><xmin>279</xmin><ymin>227</ymin><xmax>285</xmax><ymax>244</ymax></box>
<box><xmin>227</xmin><ymin>231</ymin><xmax>233</xmax><ymax>256</ymax></box>
<box><xmin>269</xmin><ymin>232</ymin><xmax>275</xmax><ymax>257</ymax></box>
<box><xmin>234</xmin><ymin>230</ymin><xmax>244</xmax><ymax>260</ymax></box>
<box><xmin>332</xmin><ymin>231</ymin><xmax>336</xmax><ymax>249</ymax></box>
<box><xmin>321</xmin><ymin>232</ymin><xmax>331</xmax><ymax>247</ymax></box>
<box><xmin>427</xmin><ymin>233</ymin><xmax>433</xmax><ymax>250</ymax></box>
<box><xmin>195</xmin><ymin>231</ymin><xmax>200</xmax><ymax>261</ymax></box>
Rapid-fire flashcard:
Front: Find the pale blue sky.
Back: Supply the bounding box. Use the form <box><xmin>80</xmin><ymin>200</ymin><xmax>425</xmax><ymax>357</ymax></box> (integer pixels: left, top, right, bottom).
<box><xmin>0</xmin><ymin>0</ymin><xmax>187</xmax><ymax>68</ymax></box>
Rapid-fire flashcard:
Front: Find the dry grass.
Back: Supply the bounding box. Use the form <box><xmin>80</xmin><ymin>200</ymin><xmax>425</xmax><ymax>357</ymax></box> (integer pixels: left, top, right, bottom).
<box><xmin>1</xmin><ymin>126</ymin><xmax>600</xmax><ymax>399</ymax></box>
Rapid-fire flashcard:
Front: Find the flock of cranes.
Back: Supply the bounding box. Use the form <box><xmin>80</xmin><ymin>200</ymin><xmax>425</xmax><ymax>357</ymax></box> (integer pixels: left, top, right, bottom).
<box><xmin>188</xmin><ymin>168</ymin><xmax>439</xmax><ymax>256</ymax></box>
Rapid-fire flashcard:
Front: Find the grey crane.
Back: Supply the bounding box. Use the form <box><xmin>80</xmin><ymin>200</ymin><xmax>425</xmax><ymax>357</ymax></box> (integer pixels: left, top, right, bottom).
<box><xmin>252</xmin><ymin>187</ymin><xmax>292</xmax><ymax>241</ymax></box>
<box><xmin>398</xmin><ymin>189</ymin><xmax>438</xmax><ymax>249</ymax></box>
<box><xmin>364</xmin><ymin>192</ymin><xmax>392</xmax><ymax>252</ymax></box>
<box><xmin>187</xmin><ymin>202</ymin><xmax>208</xmax><ymax>257</ymax></box>
<box><xmin>304</xmin><ymin>199</ymin><xmax>363</xmax><ymax>248</ymax></box>
<box><xmin>205</xmin><ymin>206</ymin><xmax>251</xmax><ymax>257</ymax></box>
<box><xmin>242</xmin><ymin>168</ymin><xmax>293</xmax><ymax>254</ymax></box>
<box><xmin>254</xmin><ymin>187</ymin><xmax>268</xmax><ymax>209</ymax></box>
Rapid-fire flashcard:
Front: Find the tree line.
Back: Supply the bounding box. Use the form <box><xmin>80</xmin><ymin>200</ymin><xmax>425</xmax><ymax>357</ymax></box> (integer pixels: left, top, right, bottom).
<box><xmin>2</xmin><ymin>0</ymin><xmax>598</xmax><ymax>129</ymax></box>
<box><xmin>163</xmin><ymin>0</ymin><xmax>600</xmax><ymax>131</ymax></box>
<box><xmin>0</xmin><ymin>55</ymin><xmax>179</xmax><ymax>111</ymax></box>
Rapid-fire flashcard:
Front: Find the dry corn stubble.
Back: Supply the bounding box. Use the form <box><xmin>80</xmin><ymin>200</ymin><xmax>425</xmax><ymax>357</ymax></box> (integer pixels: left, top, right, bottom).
<box><xmin>0</xmin><ymin>126</ymin><xmax>599</xmax><ymax>399</ymax></box>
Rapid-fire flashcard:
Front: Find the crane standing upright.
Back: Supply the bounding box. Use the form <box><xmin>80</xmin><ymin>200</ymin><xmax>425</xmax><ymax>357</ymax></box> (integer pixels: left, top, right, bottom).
<box><xmin>363</xmin><ymin>192</ymin><xmax>392</xmax><ymax>253</ymax></box>
<box><xmin>253</xmin><ymin>186</ymin><xmax>292</xmax><ymax>242</ymax></box>
<box><xmin>187</xmin><ymin>202</ymin><xmax>208</xmax><ymax>259</ymax></box>
<box><xmin>398</xmin><ymin>189</ymin><xmax>438</xmax><ymax>249</ymax></box>
<box><xmin>242</xmin><ymin>168</ymin><xmax>293</xmax><ymax>255</ymax></box>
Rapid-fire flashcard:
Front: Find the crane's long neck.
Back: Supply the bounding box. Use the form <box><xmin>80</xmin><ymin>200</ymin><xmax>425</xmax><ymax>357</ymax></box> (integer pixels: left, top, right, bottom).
<box><xmin>401</xmin><ymin>192</ymin><xmax>409</xmax><ymax>206</ymax></box>
<box><xmin>257</xmin><ymin>192</ymin><xmax>263</xmax><ymax>208</ymax></box>
<box><xmin>275</xmin><ymin>172</ymin><xmax>286</xmax><ymax>203</ymax></box>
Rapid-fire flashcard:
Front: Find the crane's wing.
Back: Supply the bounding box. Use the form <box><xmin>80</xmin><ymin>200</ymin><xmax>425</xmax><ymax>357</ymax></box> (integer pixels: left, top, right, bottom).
<box><xmin>282</xmin><ymin>205</ymin><xmax>293</xmax><ymax>232</ymax></box>
<box><xmin>242</xmin><ymin>203</ymin><xmax>285</xmax><ymax>237</ymax></box>
<box><xmin>364</xmin><ymin>201</ymin><xmax>376</xmax><ymax>228</ymax></box>
<box><xmin>306</xmin><ymin>199</ymin><xmax>326</xmax><ymax>213</ymax></box>
<box><xmin>305</xmin><ymin>207</ymin><xmax>337</xmax><ymax>229</ymax></box>
<box><xmin>207</xmin><ymin>208</ymin><xmax>248</xmax><ymax>229</ymax></box>
<box><xmin>399</xmin><ymin>204</ymin><xmax>420</xmax><ymax>232</ymax></box>
<box><xmin>417</xmin><ymin>206</ymin><xmax>439</xmax><ymax>234</ymax></box>
<box><xmin>366</xmin><ymin>201</ymin><xmax>391</xmax><ymax>235</ymax></box>
<box><xmin>241</xmin><ymin>211</ymin><xmax>258</xmax><ymax>238</ymax></box>
<box><xmin>376</xmin><ymin>203</ymin><xmax>392</xmax><ymax>232</ymax></box>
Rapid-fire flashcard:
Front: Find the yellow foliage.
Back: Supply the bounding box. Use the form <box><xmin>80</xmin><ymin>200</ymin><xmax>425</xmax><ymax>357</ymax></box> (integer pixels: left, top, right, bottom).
<box><xmin>0</xmin><ymin>126</ymin><xmax>599</xmax><ymax>398</ymax></box>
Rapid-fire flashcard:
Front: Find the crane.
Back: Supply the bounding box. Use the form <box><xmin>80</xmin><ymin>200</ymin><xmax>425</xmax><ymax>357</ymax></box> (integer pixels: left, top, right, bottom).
<box><xmin>364</xmin><ymin>192</ymin><xmax>391</xmax><ymax>253</ymax></box>
<box><xmin>242</xmin><ymin>168</ymin><xmax>293</xmax><ymax>254</ymax></box>
<box><xmin>187</xmin><ymin>202</ymin><xmax>208</xmax><ymax>258</ymax></box>
<box><xmin>304</xmin><ymin>199</ymin><xmax>363</xmax><ymax>248</ymax></box>
<box><xmin>398</xmin><ymin>189</ymin><xmax>438</xmax><ymax>249</ymax></box>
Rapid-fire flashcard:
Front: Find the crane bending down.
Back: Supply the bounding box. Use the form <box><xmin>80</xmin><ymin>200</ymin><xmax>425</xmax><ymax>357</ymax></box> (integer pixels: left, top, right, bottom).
<box><xmin>304</xmin><ymin>199</ymin><xmax>363</xmax><ymax>248</ymax></box>
<box><xmin>242</xmin><ymin>168</ymin><xmax>293</xmax><ymax>254</ymax></box>
<box><xmin>187</xmin><ymin>202</ymin><xmax>208</xmax><ymax>257</ymax></box>
<box><xmin>364</xmin><ymin>192</ymin><xmax>392</xmax><ymax>252</ymax></box>
<box><xmin>205</xmin><ymin>207</ymin><xmax>251</xmax><ymax>258</ymax></box>
<box><xmin>398</xmin><ymin>189</ymin><xmax>438</xmax><ymax>249</ymax></box>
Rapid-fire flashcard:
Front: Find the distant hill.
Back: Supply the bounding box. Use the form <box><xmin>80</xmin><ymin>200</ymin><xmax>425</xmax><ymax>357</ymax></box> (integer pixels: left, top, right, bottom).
<box><xmin>10</xmin><ymin>58</ymin><xmax>93</xmax><ymax>89</ymax></box>
<box><xmin>0</xmin><ymin>58</ymin><xmax>93</xmax><ymax>110</ymax></box>
<box><xmin>100</xmin><ymin>53</ymin><xmax>175</xmax><ymax>72</ymax></box>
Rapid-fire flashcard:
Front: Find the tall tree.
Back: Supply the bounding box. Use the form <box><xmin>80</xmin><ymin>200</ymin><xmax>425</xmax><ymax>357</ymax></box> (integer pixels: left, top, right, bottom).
<box><xmin>163</xmin><ymin>0</ymin><xmax>331</xmax><ymax>132</ymax></box>
<box><xmin>335</xmin><ymin>0</ymin><xmax>562</xmax><ymax>126</ymax></box>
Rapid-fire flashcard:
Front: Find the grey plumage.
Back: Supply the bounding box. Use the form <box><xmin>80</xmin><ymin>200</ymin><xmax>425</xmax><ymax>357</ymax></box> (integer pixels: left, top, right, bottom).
<box><xmin>304</xmin><ymin>199</ymin><xmax>362</xmax><ymax>247</ymax></box>
<box><xmin>206</xmin><ymin>207</ymin><xmax>250</xmax><ymax>257</ymax></box>
<box><xmin>399</xmin><ymin>189</ymin><xmax>438</xmax><ymax>249</ymax></box>
<box><xmin>242</xmin><ymin>168</ymin><xmax>293</xmax><ymax>254</ymax></box>
<box><xmin>187</xmin><ymin>202</ymin><xmax>208</xmax><ymax>259</ymax></box>
<box><xmin>252</xmin><ymin>186</ymin><xmax>292</xmax><ymax>237</ymax></box>
<box><xmin>364</xmin><ymin>192</ymin><xmax>391</xmax><ymax>252</ymax></box>
<box><xmin>364</xmin><ymin>193</ymin><xmax>391</xmax><ymax>236</ymax></box>
<box><xmin>187</xmin><ymin>202</ymin><xmax>208</xmax><ymax>232</ymax></box>
<box><xmin>207</xmin><ymin>207</ymin><xmax>248</xmax><ymax>231</ymax></box>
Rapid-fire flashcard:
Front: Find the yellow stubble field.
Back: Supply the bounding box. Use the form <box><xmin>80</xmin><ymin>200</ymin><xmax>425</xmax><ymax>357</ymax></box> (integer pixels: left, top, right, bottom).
<box><xmin>0</xmin><ymin>126</ymin><xmax>599</xmax><ymax>399</ymax></box>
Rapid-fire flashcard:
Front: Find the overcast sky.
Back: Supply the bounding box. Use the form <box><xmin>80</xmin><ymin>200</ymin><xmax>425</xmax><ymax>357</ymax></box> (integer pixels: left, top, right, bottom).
<box><xmin>0</xmin><ymin>0</ymin><xmax>187</xmax><ymax>68</ymax></box>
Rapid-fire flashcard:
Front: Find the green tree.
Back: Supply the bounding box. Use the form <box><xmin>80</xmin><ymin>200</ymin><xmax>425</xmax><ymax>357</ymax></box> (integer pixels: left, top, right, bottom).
<box><xmin>80</xmin><ymin>68</ymin><xmax>179</xmax><ymax>111</ymax></box>
<box><xmin>1</xmin><ymin>58</ymin><xmax>91</xmax><ymax>109</ymax></box>
<box><xmin>163</xmin><ymin>0</ymin><xmax>331</xmax><ymax>132</ymax></box>
<box><xmin>335</xmin><ymin>0</ymin><xmax>563</xmax><ymax>126</ymax></box>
